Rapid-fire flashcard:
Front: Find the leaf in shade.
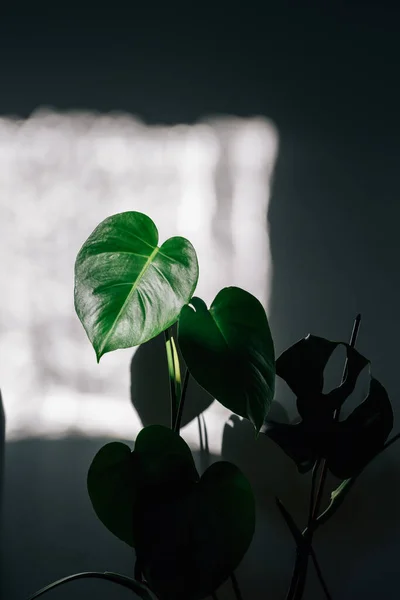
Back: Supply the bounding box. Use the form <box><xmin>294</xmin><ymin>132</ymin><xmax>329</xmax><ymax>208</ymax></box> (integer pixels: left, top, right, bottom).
<box><xmin>264</xmin><ymin>334</ymin><xmax>374</xmax><ymax>474</ymax></box>
<box><xmin>324</xmin><ymin>377</ymin><xmax>394</xmax><ymax>479</ymax></box>
<box><xmin>87</xmin><ymin>426</ymin><xmax>255</xmax><ymax>600</ymax></box>
<box><xmin>133</xmin><ymin>424</ymin><xmax>199</xmax><ymax>492</ymax></box>
<box><xmin>75</xmin><ymin>211</ymin><xmax>199</xmax><ymax>361</ymax></box>
<box><xmin>87</xmin><ymin>427</ymin><xmax>198</xmax><ymax>548</ymax></box>
<box><xmin>135</xmin><ymin>461</ymin><xmax>255</xmax><ymax>600</ymax></box>
<box><xmin>276</xmin><ymin>335</ymin><xmax>369</xmax><ymax>420</ymax></box>
<box><xmin>178</xmin><ymin>287</ymin><xmax>275</xmax><ymax>432</ymax></box>
<box><xmin>275</xmin><ymin>335</ymin><xmax>337</xmax><ymax>399</ymax></box>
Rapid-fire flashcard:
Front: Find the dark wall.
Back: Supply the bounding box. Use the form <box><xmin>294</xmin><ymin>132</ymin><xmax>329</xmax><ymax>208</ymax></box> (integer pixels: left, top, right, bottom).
<box><xmin>1</xmin><ymin>5</ymin><xmax>400</xmax><ymax>599</ymax></box>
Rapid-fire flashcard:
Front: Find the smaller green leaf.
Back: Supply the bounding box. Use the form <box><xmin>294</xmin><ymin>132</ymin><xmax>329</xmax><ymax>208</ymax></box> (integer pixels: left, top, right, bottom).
<box><xmin>87</xmin><ymin>442</ymin><xmax>136</xmax><ymax>547</ymax></box>
<box><xmin>178</xmin><ymin>287</ymin><xmax>275</xmax><ymax>432</ymax></box>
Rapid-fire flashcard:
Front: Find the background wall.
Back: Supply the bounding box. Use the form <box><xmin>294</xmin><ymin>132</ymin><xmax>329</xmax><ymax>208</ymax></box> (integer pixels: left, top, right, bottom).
<box><xmin>1</xmin><ymin>5</ymin><xmax>400</xmax><ymax>599</ymax></box>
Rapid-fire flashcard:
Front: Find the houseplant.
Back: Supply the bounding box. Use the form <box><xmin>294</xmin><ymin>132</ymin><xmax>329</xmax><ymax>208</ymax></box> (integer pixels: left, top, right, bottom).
<box><xmin>26</xmin><ymin>211</ymin><xmax>398</xmax><ymax>600</ymax></box>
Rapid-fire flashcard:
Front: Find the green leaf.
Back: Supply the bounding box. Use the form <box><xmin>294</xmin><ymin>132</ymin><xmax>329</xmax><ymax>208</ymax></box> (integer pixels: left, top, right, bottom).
<box><xmin>87</xmin><ymin>427</ymin><xmax>198</xmax><ymax>548</ymax></box>
<box><xmin>178</xmin><ymin>287</ymin><xmax>275</xmax><ymax>432</ymax></box>
<box><xmin>136</xmin><ymin>461</ymin><xmax>255</xmax><ymax>600</ymax></box>
<box><xmin>74</xmin><ymin>211</ymin><xmax>199</xmax><ymax>361</ymax></box>
<box><xmin>87</xmin><ymin>442</ymin><xmax>137</xmax><ymax>547</ymax></box>
<box><xmin>88</xmin><ymin>426</ymin><xmax>254</xmax><ymax>600</ymax></box>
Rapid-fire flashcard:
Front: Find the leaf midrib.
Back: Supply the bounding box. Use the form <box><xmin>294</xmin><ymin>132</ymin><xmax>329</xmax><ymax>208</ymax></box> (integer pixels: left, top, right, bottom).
<box><xmin>97</xmin><ymin>245</ymin><xmax>160</xmax><ymax>358</ymax></box>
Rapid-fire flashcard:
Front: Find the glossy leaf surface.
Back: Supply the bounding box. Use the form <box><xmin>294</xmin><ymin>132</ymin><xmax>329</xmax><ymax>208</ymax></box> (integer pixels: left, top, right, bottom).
<box><xmin>75</xmin><ymin>211</ymin><xmax>199</xmax><ymax>360</ymax></box>
<box><xmin>178</xmin><ymin>287</ymin><xmax>275</xmax><ymax>432</ymax></box>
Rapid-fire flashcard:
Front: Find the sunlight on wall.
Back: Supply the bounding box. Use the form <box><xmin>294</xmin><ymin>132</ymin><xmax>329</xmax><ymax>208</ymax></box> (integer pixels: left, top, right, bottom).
<box><xmin>0</xmin><ymin>109</ymin><xmax>278</xmax><ymax>454</ymax></box>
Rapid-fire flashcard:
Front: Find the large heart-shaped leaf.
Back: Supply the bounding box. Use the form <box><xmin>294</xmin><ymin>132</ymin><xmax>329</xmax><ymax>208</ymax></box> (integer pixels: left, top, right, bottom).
<box><xmin>135</xmin><ymin>461</ymin><xmax>255</xmax><ymax>600</ymax></box>
<box><xmin>75</xmin><ymin>211</ymin><xmax>199</xmax><ymax>361</ymax></box>
<box><xmin>178</xmin><ymin>287</ymin><xmax>275</xmax><ymax>432</ymax></box>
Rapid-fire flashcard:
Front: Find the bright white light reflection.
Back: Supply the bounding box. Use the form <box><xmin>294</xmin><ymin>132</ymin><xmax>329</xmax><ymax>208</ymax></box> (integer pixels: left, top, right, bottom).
<box><xmin>0</xmin><ymin>109</ymin><xmax>278</xmax><ymax>455</ymax></box>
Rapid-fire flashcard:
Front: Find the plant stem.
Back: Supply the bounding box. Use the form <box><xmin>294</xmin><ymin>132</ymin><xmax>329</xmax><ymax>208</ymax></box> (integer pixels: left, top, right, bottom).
<box><xmin>164</xmin><ymin>328</ymin><xmax>178</xmax><ymax>428</ymax></box>
<box><xmin>26</xmin><ymin>572</ymin><xmax>153</xmax><ymax>600</ymax></box>
<box><xmin>174</xmin><ymin>368</ymin><xmax>190</xmax><ymax>434</ymax></box>
<box><xmin>230</xmin><ymin>572</ymin><xmax>244</xmax><ymax>600</ymax></box>
<box><xmin>309</xmin><ymin>550</ymin><xmax>333</xmax><ymax>600</ymax></box>
<box><xmin>312</xmin><ymin>314</ymin><xmax>361</xmax><ymax>521</ymax></box>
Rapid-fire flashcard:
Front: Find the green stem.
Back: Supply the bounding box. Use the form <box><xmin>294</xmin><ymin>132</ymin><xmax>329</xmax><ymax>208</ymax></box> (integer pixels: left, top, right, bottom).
<box><xmin>230</xmin><ymin>572</ymin><xmax>244</xmax><ymax>600</ymax></box>
<box><xmin>164</xmin><ymin>328</ymin><xmax>181</xmax><ymax>429</ymax></box>
<box><xmin>26</xmin><ymin>572</ymin><xmax>153</xmax><ymax>600</ymax></box>
<box><xmin>174</xmin><ymin>368</ymin><xmax>190</xmax><ymax>434</ymax></box>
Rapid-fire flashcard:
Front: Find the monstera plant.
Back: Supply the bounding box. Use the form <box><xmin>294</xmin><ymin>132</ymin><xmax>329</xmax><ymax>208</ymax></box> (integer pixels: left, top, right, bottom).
<box><xmin>27</xmin><ymin>211</ymin><xmax>398</xmax><ymax>600</ymax></box>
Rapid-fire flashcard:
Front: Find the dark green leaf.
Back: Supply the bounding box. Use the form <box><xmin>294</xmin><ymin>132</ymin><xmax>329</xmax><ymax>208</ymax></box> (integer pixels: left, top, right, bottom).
<box><xmin>87</xmin><ymin>427</ymin><xmax>199</xmax><ymax>548</ymax></box>
<box><xmin>325</xmin><ymin>377</ymin><xmax>393</xmax><ymax>478</ymax></box>
<box><xmin>276</xmin><ymin>335</ymin><xmax>368</xmax><ymax>419</ymax></box>
<box><xmin>87</xmin><ymin>442</ymin><xmax>136</xmax><ymax>547</ymax></box>
<box><xmin>136</xmin><ymin>461</ymin><xmax>255</xmax><ymax>600</ymax></box>
<box><xmin>75</xmin><ymin>211</ymin><xmax>199</xmax><ymax>361</ymax></box>
<box><xmin>276</xmin><ymin>335</ymin><xmax>337</xmax><ymax>399</ymax></box>
<box><xmin>178</xmin><ymin>287</ymin><xmax>275</xmax><ymax>432</ymax></box>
